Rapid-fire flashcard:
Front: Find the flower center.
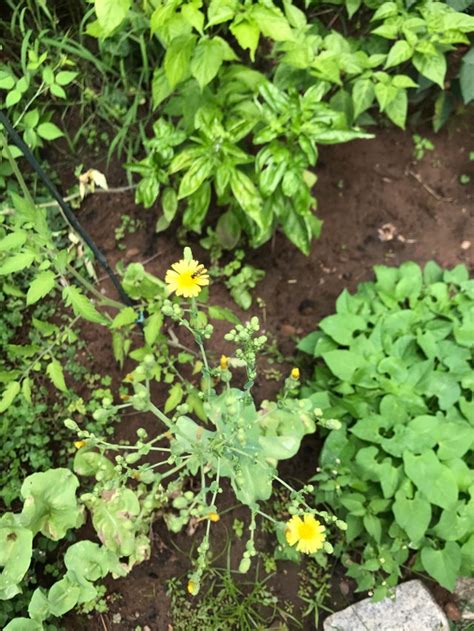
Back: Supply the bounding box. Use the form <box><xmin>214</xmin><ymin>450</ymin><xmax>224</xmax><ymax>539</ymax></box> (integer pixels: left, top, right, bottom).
<box><xmin>298</xmin><ymin>523</ymin><xmax>317</xmax><ymax>540</ymax></box>
<box><xmin>178</xmin><ymin>272</ymin><xmax>197</xmax><ymax>289</ymax></box>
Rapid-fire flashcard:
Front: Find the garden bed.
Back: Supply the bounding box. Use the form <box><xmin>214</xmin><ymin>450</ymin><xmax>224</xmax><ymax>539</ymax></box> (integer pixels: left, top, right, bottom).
<box><xmin>54</xmin><ymin>113</ymin><xmax>473</xmax><ymax>630</ymax></box>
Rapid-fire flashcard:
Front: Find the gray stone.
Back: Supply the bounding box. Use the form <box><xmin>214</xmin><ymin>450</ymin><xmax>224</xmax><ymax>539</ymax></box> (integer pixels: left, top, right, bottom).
<box><xmin>324</xmin><ymin>580</ymin><xmax>449</xmax><ymax>631</ymax></box>
<box><xmin>455</xmin><ymin>577</ymin><xmax>474</xmax><ymax>620</ymax></box>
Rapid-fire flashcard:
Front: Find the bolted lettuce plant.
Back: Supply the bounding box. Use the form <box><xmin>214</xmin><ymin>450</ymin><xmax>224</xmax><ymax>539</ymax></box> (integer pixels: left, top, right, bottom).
<box><xmin>67</xmin><ymin>248</ymin><xmax>344</xmax><ymax>594</ymax></box>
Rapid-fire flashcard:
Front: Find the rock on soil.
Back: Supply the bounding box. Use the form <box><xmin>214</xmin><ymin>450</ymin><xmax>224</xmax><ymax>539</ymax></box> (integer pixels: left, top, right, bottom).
<box><xmin>324</xmin><ymin>580</ymin><xmax>449</xmax><ymax>631</ymax></box>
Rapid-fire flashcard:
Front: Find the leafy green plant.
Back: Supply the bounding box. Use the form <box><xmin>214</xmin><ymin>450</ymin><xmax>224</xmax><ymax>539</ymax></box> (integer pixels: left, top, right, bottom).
<box><xmin>59</xmin><ymin>249</ymin><xmax>343</xmax><ymax>596</ymax></box>
<box><xmin>412</xmin><ymin>133</ymin><xmax>434</xmax><ymax>160</ymax></box>
<box><xmin>299</xmin><ymin>261</ymin><xmax>474</xmax><ymax>597</ymax></box>
<box><xmin>1</xmin><ymin>467</ymin><xmax>163</xmax><ymax>630</ymax></box>
<box><xmin>84</xmin><ymin>0</ymin><xmax>474</xmax><ymax>252</ymax></box>
<box><xmin>0</xmin><ymin>33</ymin><xmax>76</xmax><ymax>188</ymax></box>
<box><xmin>201</xmin><ymin>245</ymin><xmax>265</xmax><ymax>310</ymax></box>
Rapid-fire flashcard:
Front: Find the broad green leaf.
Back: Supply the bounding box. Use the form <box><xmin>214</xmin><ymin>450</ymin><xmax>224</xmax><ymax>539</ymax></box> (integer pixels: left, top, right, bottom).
<box><xmin>182</xmin><ymin>181</ymin><xmax>211</xmax><ymax>231</ymax></box>
<box><xmin>403</xmin><ymin>450</ymin><xmax>458</xmax><ymax>509</ymax></box>
<box><xmin>64</xmin><ymin>540</ymin><xmax>118</xmax><ymax>582</ymax></box>
<box><xmin>55</xmin><ymin>70</ymin><xmax>78</xmax><ymax>86</ymax></box>
<box><xmin>230</xmin><ymin>169</ymin><xmax>263</xmax><ymax>228</ymax></box>
<box><xmin>251</xmin><ymin>5</ymin><xmax>293</xmax><ymax>41</ymax></box>
<box><xmin>421</xmin><ymin>542</ymin><xmax>461</xmax><ymax>591</ymax></box>
<box><xmin>178</xmin><ymin>157</ymin><xmax>214</xmax><ymax>199</ymax></box>
<box><xmin>363</xmin><ymin>513</ymin><xmax>382</xmax><ymax>543</ymax></box>
<box><xmin>164</xmin><ymin>34</ymin><xmax>197</xmax><ymax>88</ymax></box>
<box><xmin>393</xmin><ymin>493</ymin><xmax>431</xmax><ymax>542</ymax></box>
<box><xmin>87</xmin><ymin>487</ymin><xmax>140</xmax><ymax>556</ymax></box>
<box><xmin>162</xmin><ymin>187</ymin><xmax>178</xmax><ymax>222</ymax></box>
<box><xmin>26</xmin><ymin>271</ymin><xmax>55</xmax><ymax>305</ymax></box>
<box><xmin>36</xmin><ymin>122</ymin><xmax>63</xmax><ymax>141</ymax></box>
<box><xmin>283</xmin><ymin>0</ymin><xmax>307</xmax><ymax>27</ymax></box>
<box><xmin>437</xmin><ymin>423</ymin><xmax>474</xmax><ymax>460</ymax></box>
<box><xmin>346</xmin><ymin>0</ymin><xmax>362</xmax><ymax>18</ymax></box>
<box><xmin>182</xmin><ymin>2</ymin><xmax>205</xmax><ymax>33</ymax></box>
<box><xmin>319</xmin><ymin>314</ymin><xmax>366</xmax><ymax>346</ymax></box>
<box><xmin>322</xmin><ymin>350</ymin><xmax>365</xmax><ymax>382</ymax></box>
<box><xmin>46</xmin><ymin>359</ymin><xmax>67</xmax><ymax>392</ymax></box>
<box><xmin>352</xmin><ymin>78</ymin><xmax>375</xmax><ymax>118</ymax></box>
<box><xmin>62</xmin><ymin>286</ymin><xmax>107</xmax><ymax>325</ymax></box>
<box><xmin>385</xmin><ymin>40</ymin><xmax>413</xmax><ymax>68</ymax></box>
<box><xmin>0</xmin><ymin>516</ymin><xmax>33</xmax><ymax>600</ymax></box>
<box><xmin>73</xmin><ymin>450</ymin><xmax>115</xmax><ymax>480</ymax></box>
<box><xmin>413</xmin><ymin>52</ymin><xmax>446</xmax><ymax>88</ymax></box>
<box><xmin>48</xmin><ymin>577</ymin><xmax>80</xmax><ymax>616</ymax></box>
<box><xmin>20</xmin><ymin>469</ymin><xmax>82</xmax><ymax>539</ymax></box>
<box><xmin>190</xmin><ymin>38</ymin><xmax>225</xmax><ymax>89</ymax></box>
<box><xmin>3</xmin><ymin>619</ymin><xmax>42</xmax><ymax>631</ymax></box>
<box><xmin>385</xmin><ymin>88</ymin><xmax>407</xmax><ymax>129</ymax></box>
<box><xmin>230</xmin><ymin>19</ymin><xmax>260</xmax><ymax>60</ymax></box>
<box><xmin>94</xmin><ymin>0</ymin><xmax>131</xmax><ymax>36</ymax></box>
<box><xmin>433</xmin><ymin>502</ymin><xmax>473</xmax><ymax>542</ymax></box>
<box><xmin>151</xmin><ymin>68</ymin><xmax>173</xmax><ymax>108</ymax></box>
<box><xmin>28</xmin><ymin>588</ymin><xmax>49</xmax><ymax>622</ymax></box>
<box><xmin>207</xmin><ymin>0</ymin><xmax>238</xmax><ymax>27</ymax></box>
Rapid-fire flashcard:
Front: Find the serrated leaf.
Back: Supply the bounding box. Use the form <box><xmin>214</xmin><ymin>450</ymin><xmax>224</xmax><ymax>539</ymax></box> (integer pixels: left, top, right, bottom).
<box><xmin>144</xmin><ymin>312</ymin><xmax>163</xmax><ymax>345</ymax></box>
<box><xmin>164</xmin><ymin>382</ymin><xmax>183</xmax><ymax>414</ymax></box>
<box><xmin>0</xmin><ymin>231</ymin><xmax>27</xmax><ymax>252</ymax></box>
<box><xmin>0</xmin><ymin>251</ymin><xmax>35</xmax><ymax>275</ymax></box>
<box><xmin>62</xmin><ymin>286</ymin><xmax>107</xmax><ymax>325</ymax></box>
<box><xmin>0</xmin><ymin>380</ymin><xmax>20</xmax><ymax>412</ymax></box>
<box><xmin>110</xmin><ymin>306</ymin><xmax>137</xmax><ymax>329</ymax></box>
<box><xmin>46</xmin><ymin>359</ymin><xmax>67</xmax><ymax>392</ymax></box>
<box><xmin>26</xmin><ymin>271</ymin><xmax>56</xmax><ymax>305</ymax></box>
<box><xmin>208</xmin><ymin>305</ymin><xmax>240</xmax><ymax>324</ymax></box>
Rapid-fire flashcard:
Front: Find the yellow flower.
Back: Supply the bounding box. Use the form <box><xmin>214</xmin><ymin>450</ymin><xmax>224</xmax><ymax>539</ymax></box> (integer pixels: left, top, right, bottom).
<box><xmin>165</xmin><ymin>258</ymin><xmax>209</xmax><ymax>298</ymax></box>
<box><xmin>187</xmin><ymin>580</ymin><xmax>199</xmax><ymax>595</ymax></box>
<box><xmin>74</xmin><ymin>440</ymin><xmax>86</xmax><ymax>450</ymax></box>
<box><xmin>291</xmin><ymin>367</ymin><xmax>300</xmax><ymax>380</ymax></box>
<box><xmin>207</xmin><ymin>512</ymin><xmax>220</xmax><ymax>522</ymax></box>
<box><xmin>285</xmin><ymin>514</ymin><xmax>326</xmax><ymax>555</ymax></box>
<box><xmin>220</xmin><ymin>355</ymin><xmax>229</xmax><ymax>370</ymax></box>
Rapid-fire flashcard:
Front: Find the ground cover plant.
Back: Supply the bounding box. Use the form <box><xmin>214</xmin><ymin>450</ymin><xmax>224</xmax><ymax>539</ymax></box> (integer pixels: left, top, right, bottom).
<box><xmin>0</xmin><ymin>0</ymin><xmax>473</xmax><ymax>629</ymax></box>
<box><xmin>299</xmin><ymin>261</ymin><xmax>474</xmax><ymax>599</ymax></box>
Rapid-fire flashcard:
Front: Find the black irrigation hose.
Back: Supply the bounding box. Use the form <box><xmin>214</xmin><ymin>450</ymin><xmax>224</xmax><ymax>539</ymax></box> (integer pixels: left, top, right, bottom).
<box><xmin>0</xmin><ymin>110</ymin><xmax>134</xmax><ymax>308</ymax></box>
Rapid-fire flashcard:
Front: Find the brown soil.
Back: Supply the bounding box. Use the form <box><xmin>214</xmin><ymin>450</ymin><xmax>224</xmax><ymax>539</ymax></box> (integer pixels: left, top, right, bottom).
<box><xmin>53</xmin><ymin>112</ymin><xmax>474</xmax><ymax>631</ymax></box>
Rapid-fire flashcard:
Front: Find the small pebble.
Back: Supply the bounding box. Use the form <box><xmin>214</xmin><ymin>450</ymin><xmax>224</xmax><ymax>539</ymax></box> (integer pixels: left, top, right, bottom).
<box><xmin>445</xmin><ymin>602</ymin><xmax>462</xmax><ymax>622</ymax></box>
<box><xmin>126</xmin><ymin>247</ymin><xmax>140</xmax><ymax>258</ymax></box>
<box><xmin>461</xmin><ymin>240</ymin><xmax>471</xmax><ymax>250</ymax></box>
